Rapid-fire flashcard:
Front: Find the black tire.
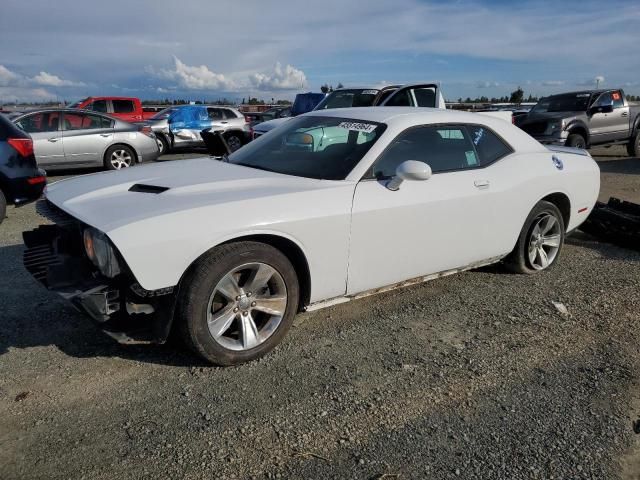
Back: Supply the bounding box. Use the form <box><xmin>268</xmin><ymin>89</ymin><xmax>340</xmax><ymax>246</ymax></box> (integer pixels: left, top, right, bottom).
<box><xmin>627</xmin><ymin>130</ymin><xmax>640</xmax><ymax>158</ymax></box>
<box><xmin>177</xmin><ymin>241</ymin><xmax>299</xmax><ymax>366</ymax></box>
<box><xmin>225</xmin><ymin>133</ymin><xmax>243</xmax><ymax>152</ymax></box>
<box><xmin>156</xmin><ymin>134</ymin><xmax>170</xmax><ymax>156</ymax></box>
<box><xmin>0</xmin><ymin>189</ymin><xmax>6</xmax><ymax>225</ymax></box>
<box><xmin>104</xmin><ymin>145</ymin><xmax>136</xmax><ymax>171</ymax></box>
<box><xmin>565</xmin><ymin>133</ymin><xmax>586</xmax><ymax>149</ymax></box>
<box><xmin>504</xmin><ymin>200</ymin><xmax>565</xmax><ymax>274</ymax></box>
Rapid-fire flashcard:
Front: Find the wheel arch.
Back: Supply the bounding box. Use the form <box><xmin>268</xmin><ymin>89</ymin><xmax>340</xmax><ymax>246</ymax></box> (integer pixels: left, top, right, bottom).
<box><xmin>178</xmin><ymin>233</ymin><xmax>312</xmax><ymax>312</ymax></box>
<box><xmin>565</xmin><ymin>122</ymin><xmax>589</xmax><ymax>145</ymax></box>
<box><xmin>539</xmin><ymin>192</ymin><xmax>571</xmax><ymax>231</ymax></box>
<box><xmin>103</xmin><ymin>142</ymin><xmax>139</xmax><ymax>164</ymax></box>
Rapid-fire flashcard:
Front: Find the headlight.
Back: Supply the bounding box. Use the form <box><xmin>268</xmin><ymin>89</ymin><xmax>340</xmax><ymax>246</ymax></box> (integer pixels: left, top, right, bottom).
<box><xmin>83</xmin><ymin>227</ymin><xmax>121</xmax><ymax>278</ymax></box>
<box><xmin>549</xmin><ymin>120</ymin><xmax>565</xmax><ymax>132</ymax></box>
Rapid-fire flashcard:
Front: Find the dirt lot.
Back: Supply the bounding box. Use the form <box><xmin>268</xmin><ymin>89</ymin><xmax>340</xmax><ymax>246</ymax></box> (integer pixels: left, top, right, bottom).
<box><xmin>1</xmin><ymin>148</ymin><xmax>640</xmax><ymax>480</ymax></box>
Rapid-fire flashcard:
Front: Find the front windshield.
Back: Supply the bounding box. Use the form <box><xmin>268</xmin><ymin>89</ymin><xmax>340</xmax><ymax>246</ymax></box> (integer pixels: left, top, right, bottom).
<box><xmin>151</xmin><ymin>107</ymin><xmax>178</xmax><ymax>120</ymax></box>
<box><xmin>228</xmin><ymin>116</ymin><xmax>386</xmax><ymax>180</ymax></box>
<box><xmin>314</xmin><ymin>89</ymin><xmax>380</xmax><ymax>110</ymax></box>
<box><xmin>532</xmin><ymin>92</ymin><xmax>594</xmax><ymax>113</ymax></box>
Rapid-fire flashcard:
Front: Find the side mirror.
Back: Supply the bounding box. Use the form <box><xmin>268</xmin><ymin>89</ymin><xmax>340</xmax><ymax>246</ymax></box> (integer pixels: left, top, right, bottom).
<box><xmin>589</xmin><ymin>103</ymin><xmax>613</xmax><ymax>115</ymax></box>
<box><xmin>201</xmin><ymin>129</ymin><xmax>231</xmax><ymax>157</ymax></box>
<box><xmin>386</xmin><ymin>160</ymin><xmax>432</xmax><ymax>191</ymax></box>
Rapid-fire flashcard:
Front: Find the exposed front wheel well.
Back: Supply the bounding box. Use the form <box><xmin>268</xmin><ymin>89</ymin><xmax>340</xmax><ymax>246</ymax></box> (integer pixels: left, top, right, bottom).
<box><xmin>566</xmin><ymin>126</ymin><xmax>588</xmax><ymax>146</ymax></box>
<box><xmin>541</xmin><ymin>192</ymin><xmax>571</xmax><ymax>230</ymax></box>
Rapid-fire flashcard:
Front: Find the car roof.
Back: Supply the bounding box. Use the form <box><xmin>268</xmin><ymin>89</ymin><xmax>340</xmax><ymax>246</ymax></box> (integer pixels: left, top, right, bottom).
<box><xmin>12</xmin><ymin>108</ymin><xmax>120</xmax><ymax>121</ymax></box>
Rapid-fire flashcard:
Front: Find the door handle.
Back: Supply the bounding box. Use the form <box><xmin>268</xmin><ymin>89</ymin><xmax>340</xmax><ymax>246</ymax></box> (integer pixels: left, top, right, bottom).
<box><xmin>220</xmin><ymin>121</ymin><xmax>228</xmax><ymax>124</ymax></box>
<box><xmin>47</xmin><ymin>138</ymin><xmax>59</xmax><ymax>142</ymax></box>
<box><xmin>621</xmin><ymin>112</ymin><xmax>629</xmax><ymax>117</ymax></box>
<box><xmin>474</xmin><ymin>180</ymin><xmax>490</xmax><ymax>189</ymax></box>
<box><xmin>100</xmin><ymin>133</ymin><xmax>112</xmax><ymax>137</ymax></box>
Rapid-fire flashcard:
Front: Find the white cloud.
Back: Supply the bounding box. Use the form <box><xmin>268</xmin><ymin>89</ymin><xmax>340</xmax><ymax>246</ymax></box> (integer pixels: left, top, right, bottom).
<box><xmin>31</xmin><ymin>71</ymin><xmax>85</xmax><ymax>87</ymax></box>
<box><xmin>149</xmin><ymin>56</ymin><xmax>235</xmax><ymax>90</ymax></box>
<box><xmin>477</xmin><ymin>81</ymin><xmax>500</xmax><ymax>88</ymax></box>
<box><xmin>0</xmin><ymin>65</ymin><xmax>21</xmax><ymax>86</ymax></box>
<box><xmin>0</xmin><ymin>86</ymin><xmax>55</xmax><ymax>102</ymax></box>
<box><xmin>541</xmin><ymin>80</ymin><xmax>565</xmax><ymax>86</ymax></box>
<box><xmin>577</xmin><ymin>76</ymin><xmax>606</xmax><ymax>87</ymax></box>
<box><xmin>249</xmin><ymin>63</ymin><xmax>306</xmax><ymax>90</ymax></box>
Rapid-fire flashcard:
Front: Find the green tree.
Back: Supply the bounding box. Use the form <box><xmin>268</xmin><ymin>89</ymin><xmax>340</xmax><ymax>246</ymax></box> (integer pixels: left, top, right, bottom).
<box><xmin>336</xmin><ymin>82</ymin><xmax>344</xmax><ymax>89</ymax></box>
<box><xmin>320</xmin><ymin>84</ymin><xmax>330</xmax><ymax>94</ymax></box>
<box><xmin>509</xmin><ymin>87</ymin><xmax>524</xmax><ymax>104</ymax></box>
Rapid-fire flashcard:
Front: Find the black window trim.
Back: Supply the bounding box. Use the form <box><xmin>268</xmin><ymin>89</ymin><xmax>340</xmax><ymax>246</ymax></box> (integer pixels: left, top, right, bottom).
<box><xmin>360</xmin><ymin>122</ymin><xmax>515</xmax><ymax>181</ymax></box>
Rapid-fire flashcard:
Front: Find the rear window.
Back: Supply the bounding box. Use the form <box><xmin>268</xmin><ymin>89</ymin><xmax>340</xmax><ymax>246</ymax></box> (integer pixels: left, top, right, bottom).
<box><xmin>112</xmin><ymin>100</ymin><xmax>135</xmax><ymax>113</ymax></box>
<box><xmin>314</xmin><ymin>89</ymin><xmax>379</xmax><ymax>110</ymax></box>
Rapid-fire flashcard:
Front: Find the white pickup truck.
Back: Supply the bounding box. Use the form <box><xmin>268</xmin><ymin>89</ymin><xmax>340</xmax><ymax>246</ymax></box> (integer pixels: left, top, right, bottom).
<box><xmin>252</xmin><ymin>83</ymin><xmax>512</xmax><ymax>138</ymax></box>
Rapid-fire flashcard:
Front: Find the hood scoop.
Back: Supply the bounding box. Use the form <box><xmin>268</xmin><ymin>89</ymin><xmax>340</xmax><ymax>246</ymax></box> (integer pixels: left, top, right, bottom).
<box><xmin>129</xmin><ymin>184</ymin><xmax>170</xmax><ymax>194</ymax></box>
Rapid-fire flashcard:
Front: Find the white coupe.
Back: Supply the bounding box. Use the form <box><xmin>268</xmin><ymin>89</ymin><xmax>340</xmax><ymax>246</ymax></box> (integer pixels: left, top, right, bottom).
<box><xmin>24</xmin><ymin>107</ymin><xmax>600</xmax><ymax>365</ymax></box>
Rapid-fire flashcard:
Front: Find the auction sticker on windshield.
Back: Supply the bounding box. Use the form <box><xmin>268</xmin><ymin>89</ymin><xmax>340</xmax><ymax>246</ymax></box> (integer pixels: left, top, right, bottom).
<box><xmin>338</xmin><ymin>122</ymin><xmax>377</xmax><ymax>133</ymax></box>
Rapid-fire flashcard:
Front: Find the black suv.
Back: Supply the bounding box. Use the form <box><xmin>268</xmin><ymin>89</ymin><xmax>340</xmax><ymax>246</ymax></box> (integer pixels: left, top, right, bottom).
<box><xmin>0</xmin><ymin>114</ymin><xmax>46</xmax><ymax>224</ymax></box>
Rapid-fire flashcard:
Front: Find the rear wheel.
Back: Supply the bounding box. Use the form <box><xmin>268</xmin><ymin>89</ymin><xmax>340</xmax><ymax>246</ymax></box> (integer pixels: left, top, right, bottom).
<box><xmin>0</xmin><ymin>189</ymin><xmax>6</xmax><ymax>225</ymax></box>
<box><xmin>627</xmin><ymin>130</ymin><xmax>640</xmax><ymax>158</ymax></box>
<box><xmin>566</xmin><ymin>133</ymin><xmax>586</xmax><ymax>149</ymax></box>
<box><xmin>105</xmin><ymin>145</ymin><xmax>135</xmax><ymax>170</ymax></box>
<box><xmin>177</xmin><ymin>241</ymin><xmax>299</xmax><ymax>366</ymax></box>
<box><xmin>505</xmin><ymin>200</ymin><xmax>565</xmax><ymax>274</ymax></box>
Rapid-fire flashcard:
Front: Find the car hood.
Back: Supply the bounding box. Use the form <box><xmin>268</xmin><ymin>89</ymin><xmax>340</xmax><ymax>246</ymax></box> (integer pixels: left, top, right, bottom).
<box><xmin>46</xmin><ymin>157</ymin><xmax>338</xmax><ymax>233</ymax></box>
<box><xmin>521</xmin><ymin>111</ymin><xmax>583</xmax><ymax>124</ymax></box>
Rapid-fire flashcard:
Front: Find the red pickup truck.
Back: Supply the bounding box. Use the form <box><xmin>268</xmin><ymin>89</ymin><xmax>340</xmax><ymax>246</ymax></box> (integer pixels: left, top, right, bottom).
<box><xmin>69</xmin><ymin>97</ymin><xmax>157</xmax><ymax>122</ymax></box>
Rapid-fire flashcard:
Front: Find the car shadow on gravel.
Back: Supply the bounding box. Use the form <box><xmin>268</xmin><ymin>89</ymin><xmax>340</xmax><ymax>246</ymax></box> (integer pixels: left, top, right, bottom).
<box><xmin>0</xmin><ymin>243</ymin><xmax>207</xmax><ymax>367</ymax></box>
<box><xmin>567</xmin><ymin>230</ymin><xmax>640</xmax><ymax>262</ymax></box>
<box><xmin>596</xmin><ymin>157</ymin><xmax>640</xmax><ymax>175</ymax></box>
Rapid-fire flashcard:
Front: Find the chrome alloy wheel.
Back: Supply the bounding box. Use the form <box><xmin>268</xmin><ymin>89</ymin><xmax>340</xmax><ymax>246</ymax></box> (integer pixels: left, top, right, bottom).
<box><xmin>206</xmin><ymin>262</ymin><xmax>287</xmax><ymax>351</ymax></box>
<box><xmin>110</xmin><ymin>149</ymin><xmax>133</xmax><ymax>169</ymax></box>
<box><xmin>527</xmin><ymin>213</ymin><xmax>562</xmax><ymax>270</ymax></box>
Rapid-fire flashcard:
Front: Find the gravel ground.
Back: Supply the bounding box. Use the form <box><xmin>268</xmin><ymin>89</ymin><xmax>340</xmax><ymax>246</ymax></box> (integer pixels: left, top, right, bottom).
<box><xmin>1</xmin><ymin>148</ymin><xmax>639</xmax><ymax>479</ymax></box>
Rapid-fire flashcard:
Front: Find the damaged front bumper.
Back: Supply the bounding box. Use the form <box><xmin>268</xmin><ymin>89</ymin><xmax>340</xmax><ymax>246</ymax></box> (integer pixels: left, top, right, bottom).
<box><xmin>23</xmin><ymin>201</ymin><xmax>178</xmax><ymax>345</ymax></box>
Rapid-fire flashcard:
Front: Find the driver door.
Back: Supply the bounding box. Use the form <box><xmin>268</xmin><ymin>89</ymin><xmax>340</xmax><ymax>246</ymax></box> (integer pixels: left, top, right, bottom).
<box><xmin>347</xmin><ymin>124</ymin><xmax>511</xmax><ymax>295</ymax></box>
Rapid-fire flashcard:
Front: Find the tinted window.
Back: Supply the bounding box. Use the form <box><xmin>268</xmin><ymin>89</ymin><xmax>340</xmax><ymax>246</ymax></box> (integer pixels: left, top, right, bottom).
<box><xmin>314</xmin><ymin>89</ymin><xmax>379</xmax><ymax>110</ymax></box>
<box><xmin>371</xmin><ymin>125</ymin><xmax>484</xmax><ymax>179</ymax></box>
<box><xmin>222</xmin><ymin>109</ymin><xmax>239</xmax><ymax>119</ymax></box>
<box><xmin>16</xmin><ymin>112</ymin><xmax>61</xmax><ymax>133</ymax></box>
<box><xmin>112</xmin><ymin>100</ymin><xmax>135</xmax><ymax>113</ymax></box>
<box><xmin>466</xmin><ymin>125</ymin><xmax>512</xmax><ymax>165</ymax></box>
<box><xmin>413</xmin><ymin>88</ymin><xmax>436</xmax><ymax>107</ymax></box>
<box><xmin>593</xmin><ymin>92</ymin><xmax>612</xmax><ymax>108</ymax></box>
<box><xmin>229</xmin><ymin>116</ymin><xmax>386</xmax><ymax>180</ymax></box>
<box><xmin>533</xmin><ymin>92</ymin><xmax>593</xmax><ymax>113</ymax></box>
<box><xmin>384</xmin><ymin>89</ymin><xmax>412</xmax><ymax>107</ymax></box>
<box><xmin>88</xmin><ymin>100</ymin><xmax>108</xmax><ymax>113</ymax></box>
<box><xmin>207</xmin><ymin>108</ymin><xmax>224</xmax><ymax>120</ymax></box>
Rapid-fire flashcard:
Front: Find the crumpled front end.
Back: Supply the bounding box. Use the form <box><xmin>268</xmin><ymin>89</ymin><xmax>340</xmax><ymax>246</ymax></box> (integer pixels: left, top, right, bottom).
<box><xmin>22</xmin><ymin>199</ymin><xmax>178</xmax><ymax>344</ymax></box>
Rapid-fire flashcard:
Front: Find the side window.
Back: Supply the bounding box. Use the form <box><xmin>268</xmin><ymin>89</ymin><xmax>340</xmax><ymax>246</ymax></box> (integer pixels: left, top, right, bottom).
<box><xmin>222</xmin><ymin>109</ymin><xmax>238</xmax><ymax>119</ymax></box>
<box><xmin>79</xmin><ymin>113</ymin><xmax>112</xmax><ymax>129</ymax></box>
<box><xmin>611</xmin><ymin>91</ymin><xmax>624</xmax><ymax>109</ymax></box>
<box><xmin>371</xmin><ymin>125</ymin><xmax>479</xmax><ymax>178</ymax></box>
<box><xmin>465</xmin><ymin>126</ymin><xmax>512</xmax><ymax>165</ymax></box>
<box><xmin>207</xmin><ymin>108</ymin><xmax>224</xmax><ymax>120</ymax></box>
<box><xmin>593</xmin><ymin>92</ymin><xmax>612</xmax><ymax>108</ymax></box>
<box><xmin>90</xmin><ymin>100</ymin><xmax>108</xmax><ymax>113</ymax></box>
<box><xmin>412</xmin><ymin>88</ymin><xmax>436</xmax><ymax>107</ymax></box>
<box><xmin>112</xmin><ymin>100</ymin><xmax>135</xmax><ymax>113</ymax></box>
<box><xmin>62</xmin><ymin>112</ymin><xmax>87</xmax><ymax>130</ymax></box>
<box><xmin>384</xmin><ymin>89</ymin><xmax>412</xmax><ymax>107</ymax></box>
<box><xmin>375</xmin><ymin>89</ymin><xmax>396</xmax><ymax>105</ymax></box>
<box><xmin>17</xmin><ymin>112</ymin><xmax>61</xmax><ymax>133</ymax></box>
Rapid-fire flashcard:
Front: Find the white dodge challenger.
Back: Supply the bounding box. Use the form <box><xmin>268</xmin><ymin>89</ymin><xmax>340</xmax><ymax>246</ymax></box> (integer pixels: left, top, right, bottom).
<box><xmin>23</xmin><ymin>107</ymin><xmax>600</xmax><ymax>365</ymax></box>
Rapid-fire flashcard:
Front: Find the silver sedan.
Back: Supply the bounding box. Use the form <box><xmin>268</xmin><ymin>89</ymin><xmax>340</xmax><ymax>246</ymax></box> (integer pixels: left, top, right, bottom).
<box><xmin>13</xmin><ymin>108</ymin><xmax>160</xmax><ymax>170</ymax></box>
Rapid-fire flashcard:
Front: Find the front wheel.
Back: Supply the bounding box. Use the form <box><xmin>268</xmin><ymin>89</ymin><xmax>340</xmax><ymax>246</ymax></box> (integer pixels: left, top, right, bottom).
<box><xmin>505</xmin><ymin>200</ymin><xmax>565</xmax><ymax>274</ymax></box>
<box><xmin>225</xmin><ymin>133</ymin><xmax>243</xmax><ymax>152</ymax></box>
<box><xmin>104</xmin><ymin>145</ymin><xmax>135</xmax><ymax>170</ymax></box>
<box><xmin>627</xmin><ymin>131</ymin><xmax>640</xmax><ymax>158</ymax></box>
<box><xmin>565</xmin><ymin>133</ymin><xmax>586</xmax><ymax>149</ymax></box>
<box><xmin>177</xmin><ymin>241</ymin><xmax>299</xmax><ymax>366</ymax></box>
<box><xmin>156</xmin><ymin>134</ymin><xmax>170</xmax><ymax>156</ymax></box>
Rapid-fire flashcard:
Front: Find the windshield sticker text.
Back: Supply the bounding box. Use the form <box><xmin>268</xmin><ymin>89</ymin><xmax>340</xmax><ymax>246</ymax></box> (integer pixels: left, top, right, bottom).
<box><xmin>361</xmin><ymin>90</ymin><xmax>378</xmax><ymax>95</ymax></box>
<box><xmin>338</xmin><ymin>122</ymin><xmax>377</xmax><ymax>133</ymax></box>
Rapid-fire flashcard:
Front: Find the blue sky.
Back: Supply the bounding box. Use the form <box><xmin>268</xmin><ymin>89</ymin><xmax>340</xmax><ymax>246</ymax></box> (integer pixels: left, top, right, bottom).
<box><xmin>1</xmin><ymin>0</ymin><xmax>639</xmax><ymax>103</ymax></box>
